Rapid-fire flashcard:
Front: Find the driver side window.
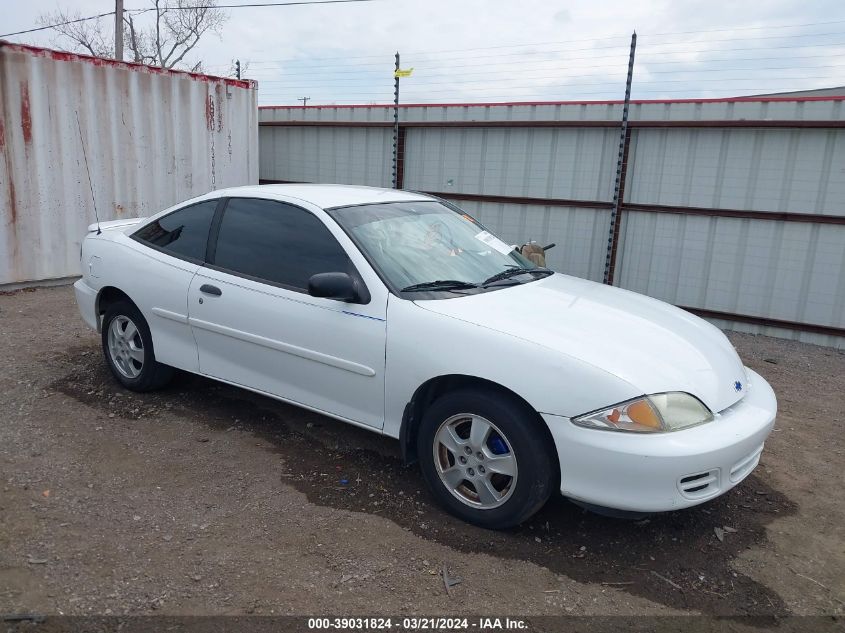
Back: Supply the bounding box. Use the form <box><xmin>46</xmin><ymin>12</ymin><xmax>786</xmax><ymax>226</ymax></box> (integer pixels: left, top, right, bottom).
<box><xmin>211</xmin><ymin>198</ymin><xmax>352</xmax><ymax>291</ymax></box>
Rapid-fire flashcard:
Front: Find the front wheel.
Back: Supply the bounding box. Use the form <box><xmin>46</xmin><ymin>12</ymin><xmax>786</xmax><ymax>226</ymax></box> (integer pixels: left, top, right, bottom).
<box><xmin>101</xmin><ymin>300</ymin><xmax>174</xmax><ymax>392</ymax></box>
<box><xmin>417</xmin><ymin>389</ymin><xmax>556</xmax><ymax>529</ymax></box>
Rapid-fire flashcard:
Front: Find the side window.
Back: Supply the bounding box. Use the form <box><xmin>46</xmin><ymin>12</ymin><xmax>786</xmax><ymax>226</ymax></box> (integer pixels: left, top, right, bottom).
<box><xmin>212</xmin><ymin>198</ymin><xmax>352</xmax><ymax>290</ymax></box>
<box><xmin>133</xmin><ymin>200</ymin><xmax>217</xmax><ymax>262</ymax></box>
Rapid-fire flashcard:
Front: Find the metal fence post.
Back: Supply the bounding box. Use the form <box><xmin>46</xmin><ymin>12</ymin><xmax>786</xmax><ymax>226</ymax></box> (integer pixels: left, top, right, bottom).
<box><xmin>392</xmin><ymin>52</ymin><xmax>400</xmax><ymax>189</ymax></box>
<box><xmin>603</xmin><ymin>31</ymin><xmax>637</xmax><ymax>285</ymax></box>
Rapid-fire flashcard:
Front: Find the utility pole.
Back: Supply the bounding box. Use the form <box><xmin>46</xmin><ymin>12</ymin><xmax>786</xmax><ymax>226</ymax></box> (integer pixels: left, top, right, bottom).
<box><xmin>298</xmin><ymin>97</ymin><xmax>310</xmax><ymax>106</ymax></box>
<box><xmin>603</xmin><ymin>31</ymin><xmax>636</xmax><ymax>286</ymax></box>
<box><xmin>235</xmin><ymin>59</ymin><xmax>241</xmax><ymax>79</ymax></box>
<box><xmin>114</xmin><ymin>0</ymin><xmax>124</xmax><ymax>60</ymax></box>
<box><xmin>392</xmin><ymin>51</ymin><xmax>400</xmax><ymax>189</ymax></box>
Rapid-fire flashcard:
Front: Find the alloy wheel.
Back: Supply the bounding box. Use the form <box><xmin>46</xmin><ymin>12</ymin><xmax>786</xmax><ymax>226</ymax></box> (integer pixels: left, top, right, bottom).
<box><xmin>107</xmin><ymin>315</ymin><xmax>144</xmax><ymax>379</ymax></box>
<box><xmin>433</xmin><ymin>413</ymin><xmax>518</xmax><ymax>509</ymax></box>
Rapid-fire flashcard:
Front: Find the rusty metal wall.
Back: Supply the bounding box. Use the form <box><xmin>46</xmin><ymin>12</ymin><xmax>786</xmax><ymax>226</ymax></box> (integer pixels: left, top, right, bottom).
<box><xmin>0</xmin><ymin>41</ymin><xmax>259</xmax><ymax>286</ymax></box>
<box><xmin>257</xmin><ymin>99</ymin><xmax>845</xmax><ymax>348</ymax></box>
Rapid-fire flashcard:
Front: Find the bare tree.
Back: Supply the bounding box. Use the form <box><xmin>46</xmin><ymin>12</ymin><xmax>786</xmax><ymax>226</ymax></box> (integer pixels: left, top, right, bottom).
<box><xmin>38</xmin><ymin>1</ymin><xmax>227</xmax><ymax>70</ymax></box>
<box><xmin>37</xmin><ymin>10</ymin><xmax>112</xmax><ymax>58</ymax></box>
<box><xmin>125</xmin><ymin>1</ymin><xmax>227</xmax><ymax>69</ymax></box>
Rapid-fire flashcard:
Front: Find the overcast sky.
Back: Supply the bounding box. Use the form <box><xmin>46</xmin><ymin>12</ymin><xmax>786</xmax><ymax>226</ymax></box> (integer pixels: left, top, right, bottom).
<box><xmin>4</xmin><ymin>0</ymin><xmax>844</xmax><ymax>105</ymax></box>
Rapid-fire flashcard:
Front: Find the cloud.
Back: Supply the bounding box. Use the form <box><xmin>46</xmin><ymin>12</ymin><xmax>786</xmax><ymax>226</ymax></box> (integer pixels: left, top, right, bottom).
<box><xmin>4</xmin><ymin>0</ymin><xmax>843</xmax><ymax>105</ymax></box>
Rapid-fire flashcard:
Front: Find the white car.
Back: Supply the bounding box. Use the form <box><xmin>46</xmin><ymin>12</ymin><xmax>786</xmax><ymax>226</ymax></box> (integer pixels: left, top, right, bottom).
<box><xmin>74</xmin><ymin>184</ymin><xmax>777</xmax><ymax>529</ymax></box>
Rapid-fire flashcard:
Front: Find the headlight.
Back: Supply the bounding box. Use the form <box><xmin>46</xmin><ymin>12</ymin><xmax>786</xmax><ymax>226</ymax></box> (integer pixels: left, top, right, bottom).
<box><xmin>572</xmin><ymin>392</ymin><xmax>713</xmax><ymax>433</ymax></box>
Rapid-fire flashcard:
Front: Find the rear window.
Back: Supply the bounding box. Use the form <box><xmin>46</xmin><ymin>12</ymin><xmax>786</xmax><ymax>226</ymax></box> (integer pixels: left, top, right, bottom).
<box><xmin>133</xmin><ymin>200</ymin><xmax>218</xmax><ymax>262</ymax></box>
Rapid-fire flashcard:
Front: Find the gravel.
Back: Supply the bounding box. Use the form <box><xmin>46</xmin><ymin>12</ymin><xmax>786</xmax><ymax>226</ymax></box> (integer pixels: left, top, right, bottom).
<box><xmin>1</xmin><ymin>285</ymin><xmax>843</xmax><ymax>616</ymax></box>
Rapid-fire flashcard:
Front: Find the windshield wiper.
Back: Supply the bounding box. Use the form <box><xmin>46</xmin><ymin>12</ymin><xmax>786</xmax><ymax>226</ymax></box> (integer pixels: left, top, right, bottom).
<box><xmin>401</xmin><ymin>280</ymin><xmax>479</xmax><ymax>292</ymax></box>
<box><xmin>481</xmin><ymin>267</ymin><xmax>553</xmax><ymax>286</ymax></box>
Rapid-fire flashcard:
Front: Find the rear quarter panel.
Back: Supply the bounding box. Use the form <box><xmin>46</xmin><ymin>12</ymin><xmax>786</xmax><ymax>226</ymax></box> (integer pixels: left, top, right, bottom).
<box><xmin>81</xmin><ymin>231</ymin><xmax>202</xmax><ymax>372</ymax></box>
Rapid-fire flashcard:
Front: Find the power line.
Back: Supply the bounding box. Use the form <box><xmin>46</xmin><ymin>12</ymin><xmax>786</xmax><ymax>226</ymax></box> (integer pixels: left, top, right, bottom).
<box><xmin>231</xmin><ymin>42</ymin><xmax>845</xmax><ymax>77</ymax></box>
<box><xmin>211</xmin><ymin>0</ymin><xmax>375</xmax><ymax>5</ymax></box>
<box><xmin>644</xmin><ymin>18</ymin><xmax>845</xmax><ymax>36</ymax></box>
<box><xmin>633</xmin><ymin>52</ymin><xmax>845</xmax><ymax>65</ymax></box>
<box><xmin>257</xmin><ymin>75</ymin><xmax>845</xmax><ymax>91</ymax></box>
<box><xmin>11</xmin><ymin>11</ymin><xmax>841</xmax><ymax>46</ymax></box>
<box><xmin>251</xmin><ymin>62</ymin><xmax>845</xmax><ymax>81</ymax></box>
<box><xmin>235</xmin><ymin>19</ymin><xmax>845</xmax><ymax>64</ymax></box>
<box><xmin>255</xmin><ymin>85</ymin><xmax>837</xmax><ymax>102</ymax></box>
<box><xmin>246</xmin><ymin>51</ymin><xmax>629</xmax><ymax>70</ymax></box>
<box><xmin>257</xmin><ymin>75</ymin><xmax>839</xmax><ymax>97</ymax></box>
<box><xmin>1</xmin><ymin>0</ymin><xmax>375</xmax><ymax>39</ymax></box>
<box><xmin>4</xmin><ymin>8</ymin><xmax>841</xmax><ymax>105</ymax></box>
<box><xmin>1</xmin><ymin>11</ymin><xmax>115</xmax><ymax>38</ymax></box>
<box><xmin>241</xmin><ymin>28</ymin><xmax>845</xmax><ymax>65</ymax></box>
<box><xmin>230</xmin><ymin>52</ymin><xmax>843</xmax><ymax>77</ymax></box>
<box><xmin>240</xmin><ymin>38</ymin><xmax>845</xmax><ymax>73</ymax></box>
<box><xmin>133</xmin><ymin>0</ymin><xmax>374</xmax><ymax>9</ymax></box>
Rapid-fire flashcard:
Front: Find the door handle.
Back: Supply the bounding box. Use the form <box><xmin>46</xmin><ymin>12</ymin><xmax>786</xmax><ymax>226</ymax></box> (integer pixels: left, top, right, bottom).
<box><xmin>200</xmin><ymin>284</ymin><xmax>222</xmax><ymax>296</ymax></box>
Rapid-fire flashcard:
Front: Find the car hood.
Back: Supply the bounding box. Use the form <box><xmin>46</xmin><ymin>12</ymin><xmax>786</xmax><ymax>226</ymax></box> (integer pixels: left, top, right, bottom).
<box><xmin>415</xmin><ymin>273</ymin><xmax>747</xmax><ymax>414</ymax></box>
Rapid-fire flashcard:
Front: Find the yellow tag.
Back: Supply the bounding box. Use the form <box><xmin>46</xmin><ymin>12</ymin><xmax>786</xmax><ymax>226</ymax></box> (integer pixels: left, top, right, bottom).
<box><xmin>394</xmin><ymin>68</ymin><xmax>414</xmax><ymax>78</ymax></box>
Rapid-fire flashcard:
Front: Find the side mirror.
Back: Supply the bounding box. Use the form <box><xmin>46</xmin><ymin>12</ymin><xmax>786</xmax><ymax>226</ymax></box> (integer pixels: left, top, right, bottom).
<box><xmin>308</xmin><ymin>272</ymin><xmax>358</xmax><ymax>302</ymax></box>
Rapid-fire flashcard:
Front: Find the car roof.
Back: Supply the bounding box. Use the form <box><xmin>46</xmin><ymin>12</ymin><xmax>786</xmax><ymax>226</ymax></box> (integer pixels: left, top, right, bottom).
<box><xmin>217</xmin><ymin>184</ymin><xmax>434</xmax><ymax>209</ymax></box>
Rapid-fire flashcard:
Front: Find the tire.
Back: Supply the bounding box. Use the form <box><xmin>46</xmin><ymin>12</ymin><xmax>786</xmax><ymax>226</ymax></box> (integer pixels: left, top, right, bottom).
<box><xmin>417</xmin><ymin>388</ymin><xmax>556</xmax><ymax>529</ymax></box>
<box><xmin>101</xmin><ymin>300</ymin><xmax>174</xmax><ymax>392</ymax></box>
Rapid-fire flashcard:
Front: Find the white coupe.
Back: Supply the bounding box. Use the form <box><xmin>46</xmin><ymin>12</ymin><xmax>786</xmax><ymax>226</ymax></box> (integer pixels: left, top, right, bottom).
<box><xmin>74</xmin><ymin>184</ymin><xmax>777</xmax><ymax>529</ymax></box>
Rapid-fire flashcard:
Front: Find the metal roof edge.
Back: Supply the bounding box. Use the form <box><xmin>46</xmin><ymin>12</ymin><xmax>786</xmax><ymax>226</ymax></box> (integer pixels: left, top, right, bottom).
<box><xmin>0</xmin><ymin>39</ymin><xmax>257</xmax><ymax>90</ymax></box>
<box><xmin>258</xmin><ymin>95</ymin><xmax>845</xmax><ymax>109</ymax></box>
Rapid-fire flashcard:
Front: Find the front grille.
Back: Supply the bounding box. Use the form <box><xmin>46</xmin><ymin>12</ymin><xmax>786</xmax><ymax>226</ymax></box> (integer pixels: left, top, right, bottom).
<box><xmin>678</xmin><ymin>469</ymin><xmax>720</xmax><ymax>499</ymax></box>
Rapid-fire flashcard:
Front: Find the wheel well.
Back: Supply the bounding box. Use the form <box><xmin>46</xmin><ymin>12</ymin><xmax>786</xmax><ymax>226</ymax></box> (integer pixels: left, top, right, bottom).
<box><xmin>95</xmin><ymin>286</ymin><xmax>134</xmax><ymax>330</ymax></box>
<box><xmin>399</xmin><ymin>375</ymin><xmax>560</xmax><ymax>483</ymax></box>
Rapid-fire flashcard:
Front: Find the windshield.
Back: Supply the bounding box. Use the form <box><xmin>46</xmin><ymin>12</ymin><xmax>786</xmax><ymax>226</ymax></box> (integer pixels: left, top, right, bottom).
<box><xmin>327</xmin><ymin>200</ymin><xmax>541</xmax><ymax>293</ymax></box>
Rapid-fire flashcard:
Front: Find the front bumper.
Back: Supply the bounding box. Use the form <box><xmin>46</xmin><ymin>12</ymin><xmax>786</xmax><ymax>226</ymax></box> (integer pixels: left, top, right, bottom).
<box><xmin>543</xmin><ymin>367</ymin><xmax>777</xmax><ymax>512</ymax></box>
<box><xmin>73</xmin><ymin>278</ymin><xmax>99</xmax><ymax>331</ymax></box>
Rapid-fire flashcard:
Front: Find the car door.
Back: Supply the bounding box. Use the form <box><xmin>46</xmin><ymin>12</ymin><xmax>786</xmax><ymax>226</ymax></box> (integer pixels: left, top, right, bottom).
<box><xmin>187</xmin><ymin>197</ymin><xmax>387</xmax><ymax>429</ymax></box>
<box><xmin>126</xmin><ymin>198</ymin><xmax>221</xmax><ymax>373</ymax></box>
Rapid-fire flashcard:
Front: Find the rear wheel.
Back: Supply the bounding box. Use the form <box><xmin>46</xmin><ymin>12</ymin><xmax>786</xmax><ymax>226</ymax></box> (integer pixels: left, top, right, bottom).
<box><xmin>417</xmin><ymin>388</ymin><xmax>555</xmax><ymax>529</ymax></box>
<box><xmin>101</xmin><ymin>300</ymin><xmax>174</xmax><ymax>392</ymax></box>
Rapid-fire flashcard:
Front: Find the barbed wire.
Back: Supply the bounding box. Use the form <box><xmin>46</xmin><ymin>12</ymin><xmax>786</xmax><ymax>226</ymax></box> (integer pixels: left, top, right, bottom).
<box><xmin>0</xmin><ymin>0</ymin><xmax>375</xmax><ymax>38</ymax></box>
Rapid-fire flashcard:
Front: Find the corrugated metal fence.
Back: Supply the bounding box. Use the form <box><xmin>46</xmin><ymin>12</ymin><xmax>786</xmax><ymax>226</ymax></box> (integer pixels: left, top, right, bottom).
<box><xmin>259</xmin><ymin>98</ymin><xmax>845</xmax><ymax>348</ymax></box>
<box><xmin>0</xmin><ymin>41</ymin><xmax>259</xmax><ymax>287</ymax></box>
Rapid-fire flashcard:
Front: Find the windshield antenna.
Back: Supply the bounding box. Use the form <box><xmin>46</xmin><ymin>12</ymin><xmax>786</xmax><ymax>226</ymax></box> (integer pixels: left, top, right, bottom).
<box><xmin>75</xmin><ymin>111</ymin><xmax>101</xmax><ymax>235</ymax></box>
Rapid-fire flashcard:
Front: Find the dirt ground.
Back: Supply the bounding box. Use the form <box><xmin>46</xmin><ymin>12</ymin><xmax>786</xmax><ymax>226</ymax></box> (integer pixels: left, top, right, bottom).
<box><xmin>1</xmin><ymin>285</ymin><xmax>843</xmax><ymax>619</ymax></box>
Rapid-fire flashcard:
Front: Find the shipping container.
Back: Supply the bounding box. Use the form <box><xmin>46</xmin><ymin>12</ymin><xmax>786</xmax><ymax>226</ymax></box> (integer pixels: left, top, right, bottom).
<box><xmin>0</xmin><ymin>41</ymin><xmax>259</xmax><ymax>286</ymax></box>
